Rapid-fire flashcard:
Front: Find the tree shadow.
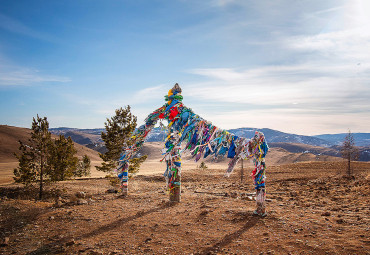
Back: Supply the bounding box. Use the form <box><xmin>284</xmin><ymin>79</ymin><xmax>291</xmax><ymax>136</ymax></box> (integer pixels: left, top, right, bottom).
<box><xmin>0</xmin><ymin>204</ymin><xmax>48</xmax><ymax>241</ymax></box>
<box><xmin>200</xmin><ymin>214</ymin><xmax>260</xmax><ymax>255</ymax></box>
<box><xmin>27</xmin><ymin>201</ymin><xmax>176</xmax><ymax>255</ymax></box>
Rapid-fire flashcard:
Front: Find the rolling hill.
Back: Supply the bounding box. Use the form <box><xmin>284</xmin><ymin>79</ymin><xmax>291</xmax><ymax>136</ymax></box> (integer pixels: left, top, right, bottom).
<box><xmin>0</xmin><ymin>125</ymin><xmax>101</xmax><ymax>162</ymax></box>
<box><xmin>49</xmin><ymin>127</ymin><xmax>370</xmax><ymax>162</ymax></box>
<box><xmin>0</xmin><ymin>125</ymin><xmax>104</xmax><ymax>185</ymax></box>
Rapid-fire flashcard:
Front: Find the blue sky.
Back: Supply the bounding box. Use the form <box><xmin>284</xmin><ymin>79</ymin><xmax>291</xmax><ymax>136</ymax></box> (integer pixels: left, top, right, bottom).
<box><xmin>0</xmin><ymin>0</ymin><xmax>369</xmax><ymax>135</ymax></box>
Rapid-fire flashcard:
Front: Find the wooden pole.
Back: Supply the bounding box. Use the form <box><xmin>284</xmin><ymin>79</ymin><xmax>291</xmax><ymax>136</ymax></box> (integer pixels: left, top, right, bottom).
<box><xmin>121</xmin><ymin>170</ymin><xmax>128</xmax><ymax>196</ymax></box>
<box><xmin>169</xmin><ymin>145</ymin><xmax>181</xmax><ymax>202</ymax></box>
<box><xmin>240</xmin><ymin>159</ymin><xmax>244</xmax><ymax>184</ymax></box>
<box><xmin>169</xmin><ymin>169</ymin><xmax>181</xmax><ymax>202</ymax></box>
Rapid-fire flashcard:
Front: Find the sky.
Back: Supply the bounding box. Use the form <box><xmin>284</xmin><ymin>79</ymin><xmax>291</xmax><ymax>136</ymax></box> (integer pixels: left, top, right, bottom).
<box><xmin>0</xmin><ymin>0</ymin><xmax>369</xmax><ymax>136</ymax></box>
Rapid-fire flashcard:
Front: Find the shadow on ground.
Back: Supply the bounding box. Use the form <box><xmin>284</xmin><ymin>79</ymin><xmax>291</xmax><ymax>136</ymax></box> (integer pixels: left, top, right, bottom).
<box><xmin>27</xmin><ymin>201</ymin><xmax>176</xmax><ymax>255</ymax></box>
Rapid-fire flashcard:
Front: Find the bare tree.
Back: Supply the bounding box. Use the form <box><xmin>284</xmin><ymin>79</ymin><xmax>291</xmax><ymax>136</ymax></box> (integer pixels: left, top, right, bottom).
<box><xmin>341</xmin><ymin>130</ymin><xmax>359</xmax><ymax>176</ymax></box>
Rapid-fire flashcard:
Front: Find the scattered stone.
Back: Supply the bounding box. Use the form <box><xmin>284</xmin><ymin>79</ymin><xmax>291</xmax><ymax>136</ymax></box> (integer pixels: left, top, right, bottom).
<box><xmin>54</xmin><ymin>196</ymin><xmax>63</xmax><ymax>208</ymax></box>
<box><xmin>144</xmin><ymin>237</ymin><xmax>152</xmax><ymax>243</ymax></box>
<box><xmin>65</xmin><ymin>239</ymin><xmax>75</xmax><ymax>246</ymax></box>
<box><xmin>77</xmin><ymin>199</ymin><xmax>88</xmax><ymax>205</ymax></box>
<box><xmin>75</xmin><ymin>191</ymin><xmax>86</xmax><ymax>198</ymax></box>
<box><xmin>321</xmin><ymin>212</ymin><xmax>331</xmax><ymax>216</ymax></box>
<box><xmin>49</xmin><ymin>216</ymin><xmax>55</xmax><ymax>220</ymax></box>
<box><xmin>230</xmin><ymin>192</ymin><xmax>238</xmax><ymax>198</ymax></box>
<box><xmin>336</xmin><ymin>219</ymin><xmax>344</xmax><ymax>224</ymax></box>
<box><xmin>89</xmin><ymin>250</ymin><xmax>104</xmax><ymax>255</ymax></box>
<box><xmin>107</xmin><ymin>189</ymin><xmax>118</xmax><ymax>194</ymax></box>
<box><xmin>0</xmin><ymin>237</ymin><xmax>9</xmax><ymax>247</ymax></box>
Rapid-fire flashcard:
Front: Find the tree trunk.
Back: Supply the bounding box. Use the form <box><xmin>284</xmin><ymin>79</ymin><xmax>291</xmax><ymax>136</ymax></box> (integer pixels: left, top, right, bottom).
<box><xmin>240</xmin><ymin>159</ymin><xmax>244</xmax><ymax>183</ymax></box>
<box><xmin>39</xmin><ymin>156</ymin><xmax>43</xmax><ymax>200</ymax></box>
<box><xmin>348</xmin><ymin>156</ymin><xmax>351</xmax><ymax>176</ymax></box>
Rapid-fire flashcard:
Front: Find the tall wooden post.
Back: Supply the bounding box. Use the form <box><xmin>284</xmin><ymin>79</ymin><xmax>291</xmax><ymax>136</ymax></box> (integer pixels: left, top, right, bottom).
<box><xmin>240</xmin><ymin>159</ymin><xmax>244</xmax><ymax>184</ymax></box>
<box><xmin>169</xmin><ymin>168</ymin><xmax>181</xmax><ymax>202</ymax></box>
<box><xmin>168</xmin><ymin>144</ymin><xmax>181</xmax><ymax>202</ymax></box>
<box><xmin>121</xmin><ymin>170</ymin><xmax>128</xmax><ymax>196</ymax></box>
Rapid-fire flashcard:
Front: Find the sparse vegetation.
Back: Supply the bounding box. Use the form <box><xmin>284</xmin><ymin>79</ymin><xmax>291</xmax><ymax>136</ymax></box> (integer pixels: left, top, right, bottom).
<box><xmin>14</xmin><ymin>115</ymin><xmax>52</xmax><ymax>199</ymax></box>
<box><xmin>199</xmin><ymin>162</ymin><xmax>208</xmax><ymax>170</ymax></box>
<box><xmin>74</xmin><ymin>154</ymin><xmax>91</xmax><ymax>177</ymax></box>
<box><xmin>341</xmin><ymin>130</ymin><xmax>359</xmax><ymax>176</ymax></box>
<box><xmin>13</xmin><ymin>115</ymin><xmax>91</xmax><ymax>199</ymax></box>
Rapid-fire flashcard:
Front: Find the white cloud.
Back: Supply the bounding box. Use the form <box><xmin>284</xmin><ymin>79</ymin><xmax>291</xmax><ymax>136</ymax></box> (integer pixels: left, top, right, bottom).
<box><xmin>0</xmin><ymin>64</ymin><xmax>71</xmax><ymax>86</ymax></box>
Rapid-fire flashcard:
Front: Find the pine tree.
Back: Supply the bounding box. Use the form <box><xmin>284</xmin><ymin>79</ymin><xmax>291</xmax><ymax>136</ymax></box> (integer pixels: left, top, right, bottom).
<box><xmin>75</xmin><ymin>155</ymin><xmax>91</xmax><ymax>177</ymax></box>
<box><xmin>48</xmin><ymin>135</ymin><xmax>79</xmax><ymax>181</ymax></box>
<box><xmin>341</xmin><ymin>130</ymin><xmax>359</xmax><ymax>176</ymax></box>
<box><xmin>128</xmin><ymin>155</ymin><xmax>147</xmax><ymax>176</ymax></box>
<box><xmin>14</xmin><ymin>115</ymin><xmax>91</xmax><ymax>199</ymax></box>
<box><xmin>14</xmin><ymin>115</ymin><xmax>52</xmax><ymax>199</ymax></box>
<box><xmin>97</xmin><ymin>106</ymin><xmax>143</xmax><ymax>173</ymax></box>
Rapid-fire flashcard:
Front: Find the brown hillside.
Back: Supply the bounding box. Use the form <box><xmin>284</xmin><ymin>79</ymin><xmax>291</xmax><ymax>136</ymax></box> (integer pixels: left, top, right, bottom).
<box><xmin>0</xmin><ymin>125</ymin><xmax>101</xmax><ymax>162</ymax></box>
<box><xmin>0</xmin><ymin>125</ymin><xmax>103</xmax><ymax>185</ymax></box>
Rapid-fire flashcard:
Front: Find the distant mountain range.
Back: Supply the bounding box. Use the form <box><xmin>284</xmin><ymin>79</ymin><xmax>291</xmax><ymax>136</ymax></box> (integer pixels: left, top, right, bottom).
<box><xmin>314</xmin><ymin>133</ymin><xmax>370</xmax><ymax>147</ymax></box>
<box><xmin>49</xmin><ymin>127</ymin><xmax>370</xmax><ymax>161</ymax></box>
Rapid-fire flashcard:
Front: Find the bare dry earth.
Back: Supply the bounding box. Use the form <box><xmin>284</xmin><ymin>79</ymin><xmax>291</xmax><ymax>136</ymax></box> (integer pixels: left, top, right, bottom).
<box><xmin>0</xmin><ymin>161</ymin><xmax>369</xmax><ymax>255</ymax></box>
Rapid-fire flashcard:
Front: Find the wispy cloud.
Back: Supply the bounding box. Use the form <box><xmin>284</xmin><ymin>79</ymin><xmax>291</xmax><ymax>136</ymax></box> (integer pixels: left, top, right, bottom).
<box><xmin>0</xmin><ymin>63</ymin><xmax>71</xmax><ymax>86</ymax></box>
<box><xmin>0</xmin><ymin>13</ymin><xmax>55</xmax><ymax>42</ymax></box>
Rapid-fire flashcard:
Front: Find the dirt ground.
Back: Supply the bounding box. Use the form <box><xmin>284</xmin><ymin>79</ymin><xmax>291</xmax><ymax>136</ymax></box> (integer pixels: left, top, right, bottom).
<box><xmin>0</xmin><ymin>161</ymin><xmax>369</xmax><ymax>255</ymax></box>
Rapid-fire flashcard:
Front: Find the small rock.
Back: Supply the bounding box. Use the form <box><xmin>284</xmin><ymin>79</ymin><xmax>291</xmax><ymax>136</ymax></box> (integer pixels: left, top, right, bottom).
<box><xmin>54</xmin><ymin>196</ymin><xmax>63</xmax><ymax>208</ymax></box>
<box><xmin>65</xmin><ymin>239</ymin><xmax>75</xmax><ymax>246</ymax></box>
<box><xmin>230</xmin><ymin>192</ymin><xmax>238</xmax><ymax>198</ymax></box>
<box><xmin>106</xmin><ymin>189</ymin><xmax>118</xmax><ymax>194</ymax></box>
<box><xmin>0</xmin><ymin>237</ymin><xmax>9</xmax><ymax>247</ymax></box>
<box><xmin>144</xmin><ymin>237</ymin><xmax>152</xmax><ymax>243</ymax></box>
<box><xmin>49</xmin><ymin>216</ymin><xmax>55</xmax><ymax>220</ymax></box>
<box><xmin>77</xmin><ymin>199</ymin><xmax>88</xmax><ymax>205</ymax></box>
<box><xmin>75</xmin><ymin>191</ymin><xmax>86</xmax><ymax>198</ymax></box>
<box><xmin>336</xmin><ymin>219</ymin><xmax>344</xmax><ymax>224</ymax></box>
<box><xmin>89</xmin><ymin>251</ymin><xmax>103</xmax><ymax>255</ymax></box>
<box><xmin>321</xmin><ymin>212</ymin><xmax>331</xmax><ymax>216</ymax></box>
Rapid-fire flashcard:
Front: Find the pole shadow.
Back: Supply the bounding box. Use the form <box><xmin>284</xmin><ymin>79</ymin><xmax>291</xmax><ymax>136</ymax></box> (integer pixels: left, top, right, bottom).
<box><xmin>27</xmin><ymin>201</ymin><xmax>175</xmax><ymax>255</ymax></box>
<box><xmin>200</xmin><ymin>215</ymin><xmax>260</xmax><ymax>255</ymax></box>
